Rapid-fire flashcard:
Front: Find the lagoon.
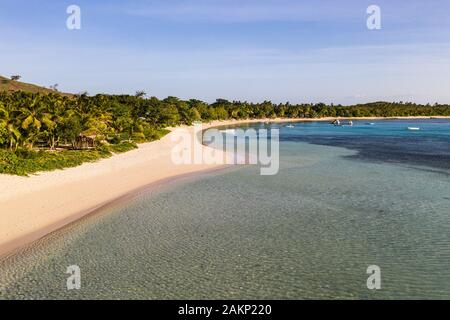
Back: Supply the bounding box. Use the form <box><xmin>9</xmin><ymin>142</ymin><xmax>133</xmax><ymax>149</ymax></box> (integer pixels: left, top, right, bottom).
<box><xmin>1</xmin><ymin>119</ymin><xmax>449</xmax><ymax>299</ymax></box>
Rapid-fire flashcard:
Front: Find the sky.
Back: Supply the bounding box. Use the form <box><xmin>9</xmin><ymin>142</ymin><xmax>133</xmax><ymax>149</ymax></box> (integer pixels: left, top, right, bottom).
<box><xmin>0</xmin><ymin>0</ymin><xmax>450</xmax><ymax>104</ymax></box>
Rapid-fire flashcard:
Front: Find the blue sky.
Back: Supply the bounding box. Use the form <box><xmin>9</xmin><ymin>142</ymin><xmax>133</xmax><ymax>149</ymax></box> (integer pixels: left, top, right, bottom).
<box><xmin>1</xmin><ymin>0</ymin><xmax>450</xmax><ymax>104</ymax></box>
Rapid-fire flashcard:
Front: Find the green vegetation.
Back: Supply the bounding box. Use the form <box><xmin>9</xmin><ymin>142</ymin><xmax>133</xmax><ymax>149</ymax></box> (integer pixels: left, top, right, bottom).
<box><xmin>0</xmin><ymin>148</ymin><xmax>106</xmax><ymax>176</ymax></box>
<box><xmin>0</xmin><ymin>141</ymin><xmax>147</xmax><ymax>176</ymax></box>
<box><xmin>1</xmin><ymin>86</ymin><xmax>450</xmax><ymax>176</ymax></box>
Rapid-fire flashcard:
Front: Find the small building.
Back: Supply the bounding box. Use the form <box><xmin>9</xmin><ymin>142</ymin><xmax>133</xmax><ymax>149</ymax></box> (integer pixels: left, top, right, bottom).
<box><xmin>73</xmin><ymin>135</ymin><xmax>96</xmax><ymax>150</ymax></box>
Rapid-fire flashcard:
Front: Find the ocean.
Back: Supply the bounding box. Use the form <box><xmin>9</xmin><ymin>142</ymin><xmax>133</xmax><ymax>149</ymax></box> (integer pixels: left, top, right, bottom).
<box><xmin>1</xmin><ymin>119</ymin><xmax>449</xmax><ymax>299</ymax></box>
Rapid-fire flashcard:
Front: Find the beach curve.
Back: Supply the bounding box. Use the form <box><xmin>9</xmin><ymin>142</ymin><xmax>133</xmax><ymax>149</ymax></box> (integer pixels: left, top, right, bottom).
<box><xmin>1</xmin><ymin>116</ymin><xmax>449</xmax><ymax>258</ymax></box>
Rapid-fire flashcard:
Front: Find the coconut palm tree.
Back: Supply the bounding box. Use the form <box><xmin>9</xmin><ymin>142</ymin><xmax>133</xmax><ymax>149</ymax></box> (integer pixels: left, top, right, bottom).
<box><xmin>19</xmin><ymin>94</ymin><xmax>43</xmax><ymax>149</ymax></box>
<box><xmin>0</xmin><ymin>100</ymin><xmax>22</xmax><ymax>150</ymax></box>
<box><xmin>41</xmin><ymin>94</ymin><xmax>68</xmax><ymax>149</ymax></box>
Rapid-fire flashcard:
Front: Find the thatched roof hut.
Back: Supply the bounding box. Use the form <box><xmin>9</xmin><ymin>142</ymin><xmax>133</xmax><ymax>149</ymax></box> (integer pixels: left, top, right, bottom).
<box><xmin>73</xmin><ymin>135</ymin><xmax>95</xmax><ymax>150</ymax></box>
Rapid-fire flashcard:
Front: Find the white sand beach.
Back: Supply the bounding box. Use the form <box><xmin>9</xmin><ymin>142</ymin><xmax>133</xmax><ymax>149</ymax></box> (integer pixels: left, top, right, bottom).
<box><xmin>0</xmin><ymin>120</ymin><xmax>229</xmax><ymax>257</ymax></box>
<box><xmin>1</xmin><ymin>116</ymin><xmax>449</xmax><ymax>257</ymax></box>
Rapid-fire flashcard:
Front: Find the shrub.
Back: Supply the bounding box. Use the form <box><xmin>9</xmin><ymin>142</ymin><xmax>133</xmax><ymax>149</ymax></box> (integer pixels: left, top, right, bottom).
<box><xmin>107</xmin><ymin>141</ymin><xmax>137</xmax><ymax>154</ymax></box>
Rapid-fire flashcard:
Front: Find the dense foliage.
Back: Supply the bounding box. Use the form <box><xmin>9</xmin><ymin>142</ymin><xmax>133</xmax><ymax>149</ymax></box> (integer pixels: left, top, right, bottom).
<box><xmin>1</xmin><ymin>91</ymin><xmax>449</xmax><ymax>175</ymax></box>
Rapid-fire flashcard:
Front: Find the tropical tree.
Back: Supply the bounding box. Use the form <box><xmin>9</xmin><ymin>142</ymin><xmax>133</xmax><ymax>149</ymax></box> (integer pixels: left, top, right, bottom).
<box><xmin>0</xmin><ymin>100</ymin><xmax>22</xmax><ymax>150</ymax></box>
<box><xmin>1</xmin><ymin>89</ymin><xmax>450</xmax><ymax>156</ymax></box>
<box><xmin>19</xmin><ymin>94</ymin><xmax>44</xmax><ymax>149</ymax></box>
<box><xmin>40</xmin><ymin>94</ymin><xmax>70</xmax><ymax>149</ymax></box>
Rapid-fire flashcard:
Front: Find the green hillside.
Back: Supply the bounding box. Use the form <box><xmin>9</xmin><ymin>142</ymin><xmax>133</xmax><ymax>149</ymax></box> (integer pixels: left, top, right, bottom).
<box><xmin>0</xmin><ymin>75</ymin><xmax>70</xmax><ymax>95</ymax></box>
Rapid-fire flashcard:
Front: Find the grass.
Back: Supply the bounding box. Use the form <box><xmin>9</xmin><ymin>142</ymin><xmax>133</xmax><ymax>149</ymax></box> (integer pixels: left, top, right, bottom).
<box><xmin>107</xmin><ymin>141</ymin><xmax>138</xmax><ymax>154</ymax></box>
<box><xmin>0</xmin><ymin>148</ymin><xmax>110</xmax><ymax>176</ymax></box>
<box><xmin>0</xmin><ymin>129</ymin><xmax>170</xmax><ymax>176</ymax></box>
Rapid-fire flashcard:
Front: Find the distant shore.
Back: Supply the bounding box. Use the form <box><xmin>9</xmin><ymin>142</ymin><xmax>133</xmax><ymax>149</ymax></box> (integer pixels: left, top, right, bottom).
<box><xmin>1</xmin><ymin>116</ymin><xmax>449</xmax><ymax>258</ymax></box>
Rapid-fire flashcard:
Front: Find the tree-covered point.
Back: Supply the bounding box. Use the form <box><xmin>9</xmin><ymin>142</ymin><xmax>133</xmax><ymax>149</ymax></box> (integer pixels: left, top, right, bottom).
<box><xmin>1</xmin><ymin>91</ymin><xmax>450</xmax><ymax>175</ymax></box>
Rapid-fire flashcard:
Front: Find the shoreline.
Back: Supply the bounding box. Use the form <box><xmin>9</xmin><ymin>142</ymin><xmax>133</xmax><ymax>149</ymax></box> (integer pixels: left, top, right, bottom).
<box><xmin>0</xmin><ymin>120</ymin><xmax>232</xmax><ymax>258</ymax></box>
<box><xmin>1</xmin><ymin>116</ymin><xmax>449</xmax><ymax>258</ymax></box>
<box><xmin>0</xmin><ymin>166</ymin><xmax>232</xmax><ymax>260</ymax></box>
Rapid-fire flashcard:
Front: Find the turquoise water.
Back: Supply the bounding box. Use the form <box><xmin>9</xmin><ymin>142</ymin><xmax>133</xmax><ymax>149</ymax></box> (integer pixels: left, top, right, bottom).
<box><xmin>1</xmin><ymin>120</ymin><xmax>450</xmax><ymax>299</ymax></box>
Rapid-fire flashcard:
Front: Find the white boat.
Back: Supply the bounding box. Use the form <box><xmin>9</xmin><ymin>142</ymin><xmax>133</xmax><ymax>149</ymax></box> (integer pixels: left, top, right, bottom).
<box><xmin>286</xmin><ymin>124</ymin><xmax>295</xmax><ymax>128</ymax></box>
<box><xmin>342</xmin><ymin>120</ymin><xmax>354</xmax><ymax>127</ymax></box>
<box><xmin>407</xmin><ymin>127</ymin><xmax>420</xmax><ymax>131</ymax></box>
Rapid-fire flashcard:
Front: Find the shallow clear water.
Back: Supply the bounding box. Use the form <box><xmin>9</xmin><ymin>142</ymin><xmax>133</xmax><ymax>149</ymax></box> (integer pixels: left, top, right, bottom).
<box><xmin>1</xmin><ymin>120</ymin><xmax>450</xmax><ymax>299</ymax></box>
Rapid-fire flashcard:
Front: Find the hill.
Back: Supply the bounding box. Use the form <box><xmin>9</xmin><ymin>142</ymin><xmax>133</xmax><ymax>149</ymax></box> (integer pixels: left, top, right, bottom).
<box><xmin>0</xmin><ymin>75</ymin><xmax>71</xmax><ymax>96</ymax></box>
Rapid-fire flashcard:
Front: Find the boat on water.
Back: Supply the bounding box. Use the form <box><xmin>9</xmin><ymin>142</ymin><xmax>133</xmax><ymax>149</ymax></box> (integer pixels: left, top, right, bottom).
<box><xmin>332</xmin><ymin>119</ymin><xmax>353</xmax><ymax>127</ymax></box>
<box><xmin>366</xmin><ymin>122</ymin><xmax>375</xmax><ymax>125</ymax></box>
<box><xmin>286</xmin><ymin>124</ymin><xmax>295</xmax><ymax>128</ymax></box>
<box><xmin>408</xmin><ymin>127</ymin><xmax>421</xmax><ymax>131</ymax></box>
<box><xmin>332</xmin><ymin>119</ymin><xmax>342</xmax><ymax>126</ymax></box>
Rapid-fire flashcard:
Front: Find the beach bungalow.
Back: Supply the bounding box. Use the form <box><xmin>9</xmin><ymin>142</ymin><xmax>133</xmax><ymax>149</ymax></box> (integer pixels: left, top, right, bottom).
<box><xmin>73</xmin><ymin>135</ymin><xmax>96</xmax><ymax>150</ymax></box>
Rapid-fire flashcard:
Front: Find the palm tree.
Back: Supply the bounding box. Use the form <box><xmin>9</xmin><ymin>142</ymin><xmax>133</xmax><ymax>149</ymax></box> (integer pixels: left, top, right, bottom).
<box><xmin>41</xmin><ymin>94</ymin><xmax>67</xmax><ymax>149</ymax></box>
<box><xmin>0</xmin><ymin>101</ymin><xmax>22</xmax><ymax>150</ymax></box>
<box><xmin>19</xmin><ymin>94</ymin><xmax>43</xmax><ymax>149</ymax></box>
